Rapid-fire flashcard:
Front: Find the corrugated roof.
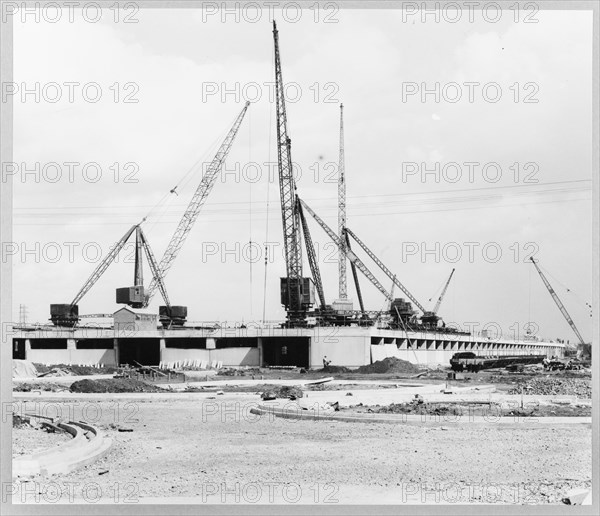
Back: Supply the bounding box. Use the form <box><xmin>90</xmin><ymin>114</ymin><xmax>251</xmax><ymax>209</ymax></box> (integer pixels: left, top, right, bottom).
<box><xmin>113</xmin><ymin>306</ymin><xmax>158</xmax><ymax>316</ymax></box>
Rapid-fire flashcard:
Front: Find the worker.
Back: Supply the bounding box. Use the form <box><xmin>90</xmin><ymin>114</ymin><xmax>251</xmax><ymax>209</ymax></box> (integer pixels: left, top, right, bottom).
<box><xmin>323</xmin><ymin>356</ymin><xmax>331</xmax><ymax>368</ymax></box>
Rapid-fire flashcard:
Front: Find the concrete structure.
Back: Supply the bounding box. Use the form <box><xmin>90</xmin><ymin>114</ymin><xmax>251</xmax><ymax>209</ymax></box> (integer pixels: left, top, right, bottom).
<box><xmin>12</xmin><ymin>322</ymin><xmax>564</xmax><ymax>368</ymax></box>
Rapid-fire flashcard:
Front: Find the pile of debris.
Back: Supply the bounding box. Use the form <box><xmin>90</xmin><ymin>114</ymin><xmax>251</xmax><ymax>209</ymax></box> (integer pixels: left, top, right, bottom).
<box><xmin>260</xmin><ymin>385</ymin><xmax>304</xmax><ymax>400</ymax></box>
<box><xmin>13</xmin><ymin>382</ymin><xmax>67</xmax><ymax>393</ymax></box>
<box><xmin>37</xmin><ymin>367</ymin><xmax>73</xmax><ymax>378</ymax></box>
<box><xmin>13</xmin><ymin>415</ymin><xmax>33</xmax><ymax>429</ymax></box>
<box><xmin>355</xmin><ymin>357</ymin><xmax>419</xmax><ymax>375</ymax></box>
<box><xmin>508</xmin><ymin>377</ymin><xmax>592</xmax><ymax>398</ymax></box>
<box><xmin>359</xmin><ymin>394</ymin><xmax>462</xmax><ymax>416</ymax></box>
<box><xmin>318</xmin><ymin>365</ymin><xmax>351</xmax><ymax>374</ymax></box>
<box><xmin>367</xmin><ymin>402</ymin><xmax>463</xmax><ymax>416</ymax></box>
<box><xmin>34</xmin><ymin>363</ymin><xmax>118</xmax><ymax>376</ymax></box>
<box><xmin>70</xmin><ymin>378</ymin><xmax>164</xmax><ymax>393</ymax></box>
<box><xmin>217</xmin><ymin>367</ymin><xmax>261</xmax><ymax>377</ymax></box>
<box><xmin>117</xmin><ymin>364</ymin><xmax>185</xmax><ymax>383</ymax></box>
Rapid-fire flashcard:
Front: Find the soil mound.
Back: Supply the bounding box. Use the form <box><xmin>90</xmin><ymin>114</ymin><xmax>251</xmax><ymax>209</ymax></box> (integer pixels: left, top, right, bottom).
<box><xmin>355</xmin><ymin>357</ymin><xmax>419</xmax><ymax>374</ymax></box>
<box><xmin>70</xmin><ymin>378</ymin><xmax>163</xmax><ymax>393</ymax></box>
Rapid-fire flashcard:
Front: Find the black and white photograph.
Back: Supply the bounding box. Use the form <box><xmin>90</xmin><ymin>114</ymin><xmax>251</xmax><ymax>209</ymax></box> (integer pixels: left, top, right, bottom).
<box><xmin>1</xmin><ymin>0</ymin><xmax>598</xmax><ymax>510</ymax></box>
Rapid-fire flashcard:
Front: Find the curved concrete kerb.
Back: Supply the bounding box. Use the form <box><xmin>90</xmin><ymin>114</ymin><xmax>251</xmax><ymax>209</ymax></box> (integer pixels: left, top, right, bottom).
<box><xmin>13</xmin><ymin>414</ymin><xmax>112</xmax><ymax>478</ymax></box>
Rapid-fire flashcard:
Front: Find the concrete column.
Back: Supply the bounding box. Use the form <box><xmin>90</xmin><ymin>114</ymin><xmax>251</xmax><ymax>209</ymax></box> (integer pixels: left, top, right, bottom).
<box><xmin>25</xmin><ymin>339</ymin><xmax>31</xmax><ymax>360</ymax></box>
<box><xmin>206</xmin><ymin>338</ymin><xmax>216</xmax><ymax>365</ymax></box>
<box><xmin>159</xmin><ymin>338</ymin><xmax>166</xmax><ymax>364</ymax></box>
<box><xmin>257</xmin><ymin>337</ymin><xmax>263</xmax><ymax>367</ymax></box>
<box><xmin>114</xmin><ymin>338</ymin><xmax>120</xmax><ymax>366</ymax></box>
<box><xmin>67</xmin><ymin>338</ymin><xmax>76</xmax><ymax>365</ymax></box>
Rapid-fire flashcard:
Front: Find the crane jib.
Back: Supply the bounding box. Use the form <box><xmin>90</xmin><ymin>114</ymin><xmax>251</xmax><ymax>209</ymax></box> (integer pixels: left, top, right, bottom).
<box><xmin>344</xmin><ymin>228</ymin><xmax>425</xmax><ymax>314</ymax></box>
<box><xmin>298</xmin><ymin>198</ymin><xmax>393</xmax><ymax>302</ymax></box>
<box><xmin>529</xmin><ymin>257</ymin><xmax>586</xmax><ymax>346</ymax></box>
<box><xmin>143</xmin><ymin>102</ymin><xmax>250</xmax><ymax>307</ymax></box>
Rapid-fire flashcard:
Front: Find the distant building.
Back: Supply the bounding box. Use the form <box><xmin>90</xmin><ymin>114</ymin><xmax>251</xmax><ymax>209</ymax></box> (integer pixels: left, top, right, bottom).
<box><xmin>113</xmin><ymin>306</ymin><xmax>158</xmax><ymax>332</ymax></box>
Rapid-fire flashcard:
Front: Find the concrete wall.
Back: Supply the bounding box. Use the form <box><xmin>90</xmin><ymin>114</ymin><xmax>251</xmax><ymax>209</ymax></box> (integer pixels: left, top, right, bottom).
<box><xmin>14</xmin><ymin>325</ymin><xmax>565</xmax><ymax>368</ymax></box>
<box><xmin>161</xmin><ymin>347</ymin><xmax>259</xmax><ymax>367</ymax></box>
<box><xmin>27</xmin><ymin>349</ymin><xmax>117</xmax><ymax>366</ymax></box>
<box><xmin>309</xmin><ymin>334</ymin><xmax>369</xmax><ymax>368</ymax></box>
<box><xmin>211</xmin><ymin>348</ymin><xmax>259</xmax><ymax>366</ymax></box>
<box><xmin>379</xmin><ymin>337</ymin><xmax>564</xmax><ymax>367</ymax></box>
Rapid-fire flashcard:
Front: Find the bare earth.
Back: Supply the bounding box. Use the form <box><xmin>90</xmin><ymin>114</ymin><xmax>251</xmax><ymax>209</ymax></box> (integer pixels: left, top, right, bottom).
<box><xmin>12</xmin><ymin>396</ymin><xmax>591</xmax><ymax>505</ymax></box>
<box><xmin>13</xmin><ymin>426</ymin><xmax>71</xmax><ymax>458</ymax></box>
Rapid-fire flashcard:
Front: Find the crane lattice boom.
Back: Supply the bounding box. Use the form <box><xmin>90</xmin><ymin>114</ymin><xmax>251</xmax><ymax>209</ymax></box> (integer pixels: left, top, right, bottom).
<box><xmin>338</xmin><ymin>103</ymin><xmax>347</xmax><ymax>299</ymax></box>
<box><xmin>143</xmin><ymin>102</ymin><xmax>250</xmax><ymax>306</ymax></box>
<box><xmin>71</xmin><ymin>224</ymin><xmax>137</xmax><ymax>306</ymax></box>
<box><xmin>433</xmin><ymin>268</ymin><xmax>455</xmax><ymax>314</ymax></box>
<box><xmin>530</xmin><ymin>257</ymin><xmax>586</xmax><ymax>346</ymax></box>
<box><xmin>345</xmin><ymin>231</ymin><xmax>365</xmax><ymax>313</ymax></box>
<box><xmin>344</xmin><ymin>228</ymin><xmax>426</xmax><ymax>313</ymax></box>
<box><xmin>297</xmin><ymin>200</ymin><xmax>326</xmax><ymax>308</ymax></box>
<box><xmin>134</xmin><ymin>226</ymin><xmax>144</xmax><ymax>286</ymax></box>
<box><xmin>138</xmin><ymin>227</ymin><xmax>171</xmax><ymax>308</ymax></box>
<box><xmin>71</xmin><ymin>223</ymin><xmax>171</xmax><ymax>309</ymax></box>
<box><xmin>299</xmin><ymin>199</ymin><xmax>393</xmax><ymax>301</ymax></box>
<box><xmin>273</xmin><ymin>20</ymin><xmax>304</xmax><ymax>320</ymax></box>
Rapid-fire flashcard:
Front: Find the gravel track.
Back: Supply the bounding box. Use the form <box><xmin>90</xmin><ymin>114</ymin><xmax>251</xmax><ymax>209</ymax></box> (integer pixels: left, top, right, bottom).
<box><xmin>12</xmin><ymin>397</ymin><xmax>591</xmax><ymax>504</ymax></box>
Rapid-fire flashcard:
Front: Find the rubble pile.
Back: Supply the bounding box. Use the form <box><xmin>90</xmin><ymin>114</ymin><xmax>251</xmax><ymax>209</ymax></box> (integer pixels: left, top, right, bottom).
<box><xmin>13</xmin><ymin>415</ymin><xmax>33</xmax><ymax>429</ymax></box>
<box><xmin>70</xmin><ymin>378</ymin><xmax>164</xmax><ymax>393</ymax></box>
<box><xmin>355</xmin><ymin>357</ymin><xmax>419</xmax><ymax>374</ymax></box>
<box><xmin>37</xmin><ymin>367</ymin><xmax>73</xmax><ymax>377</ymax></box>
<box><xmin>508</xmin><ymin>377</ymin><xmax>591</xmax><ymax>398</ymax></box>
<box><xmin>318</xmin><ymin>365</ymin><xmax>351</xmax><ymax>373</ymax></box>
<box><xmin>34</xmin><ymin>363</ymin><xmax>118</xmax><ymax>376</ymax></box>
<box><xmin>13</xmin><ymin>382</ymin><xmax>67</xmax><ymax>392</ymax></box>
<box><xmin>360</xmin><ymin>401</ymin><xmax>463</xmax><ymax>416</ymax></box>
<box><xmin>217</xmin><ymin>367</ymin><xmax>261</xmax><ymax>377</ymax></box>
<box><xmin>260</xmin><ymin>385</ymin><xmax>304</xmax><ymax>400</ymax></box>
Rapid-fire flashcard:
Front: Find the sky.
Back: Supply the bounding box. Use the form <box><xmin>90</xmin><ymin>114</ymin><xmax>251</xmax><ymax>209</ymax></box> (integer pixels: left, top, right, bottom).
<box><xmin>9</xmin><ymin>5</ymin><xmax>594</xmax><ymax>343</ymax></box>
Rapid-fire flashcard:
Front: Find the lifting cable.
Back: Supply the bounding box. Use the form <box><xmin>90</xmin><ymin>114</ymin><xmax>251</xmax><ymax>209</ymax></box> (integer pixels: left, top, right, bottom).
<box><xmin>538</xmin><ymin>263</ymin><xmax>592</xmax><ymax>316</ymax></box>
<box><xmin>262</xmin><ymin>50</ymin><xmax>275</xmax><ymax>325</ymax></box>
<box><xmin>143</xmin><ymin>119</ymin><xmax>231</xmax><ymax>234</ymax></box>
<box><xmin>427</xmin><ymin>274</ymin><xmax>447</xmax><ymax>306</ymax></box>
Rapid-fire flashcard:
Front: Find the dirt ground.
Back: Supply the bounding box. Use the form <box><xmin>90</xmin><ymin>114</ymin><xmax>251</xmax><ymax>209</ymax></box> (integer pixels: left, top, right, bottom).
<box><xmin>12</xmin><ymin>396</ymin><xmax>592</xmax><ymax>505</ymax></box>
<box><xmin>13</xmin><ymin>426</ymin><xmax>71</xmax><ymax>458</ymax></box>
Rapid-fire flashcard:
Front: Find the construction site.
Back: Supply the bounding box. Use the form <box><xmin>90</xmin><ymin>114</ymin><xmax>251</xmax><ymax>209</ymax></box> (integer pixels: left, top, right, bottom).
<box><xmin>9</xmin><ymin>19</ymin><xmax>593</xmax><ymax>507</ymax></box>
